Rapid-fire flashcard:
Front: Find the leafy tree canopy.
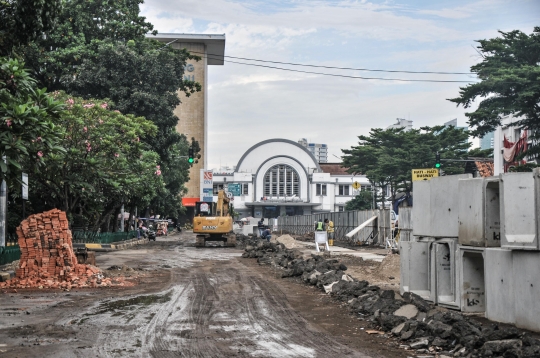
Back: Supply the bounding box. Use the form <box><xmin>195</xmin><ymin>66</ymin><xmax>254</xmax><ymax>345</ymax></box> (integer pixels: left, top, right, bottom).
<box><xmin>342</xmin><ymin>126</ymin><xmax>470</xmax><ymax>205</ymax></box>
<box><xmin>0</xmin><ymin>0</ymin><xmax>61</xmax><ymax>56</ymax></box>
<box><xmin>23</xmin><ymin>93</ymin><xmax>163</xmax><ymax>230</ymax></box>
<box><xmin>345</xmin><ymin>190</ymin><xmax>372</xmax><ymax>211</ymax></box>
<box><xmin>0</xmin><ymin>58</ymin><xmax>64</xmax><ymax>184</ymax></box>
<box><xmin>449</xmin><ymin>27</ymin><xmax>540</xmax><ymax>159</ymax></box>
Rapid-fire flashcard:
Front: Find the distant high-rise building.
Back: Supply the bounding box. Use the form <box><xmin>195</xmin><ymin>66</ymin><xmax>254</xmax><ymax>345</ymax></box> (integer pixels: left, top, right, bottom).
<box><xmin>387</xmin><ymin>118</ymin><xmax>413</xmax><ymax>131</ymax></box>
<box><xmin>480</xmin><ymin>131</ymin><xmax>495</xmax><ymax>150</ymax></box>
<box><xmin>298</xmin><ymin>138</ymin><xmax>328</xmax><ymax>163</ymax></box>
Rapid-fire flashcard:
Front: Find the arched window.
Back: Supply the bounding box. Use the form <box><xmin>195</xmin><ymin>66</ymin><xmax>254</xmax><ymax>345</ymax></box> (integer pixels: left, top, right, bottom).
<box><xmin>263</xmin><ymin>164</ymin><xmax>300</xmax><ymax>196</ymax></box>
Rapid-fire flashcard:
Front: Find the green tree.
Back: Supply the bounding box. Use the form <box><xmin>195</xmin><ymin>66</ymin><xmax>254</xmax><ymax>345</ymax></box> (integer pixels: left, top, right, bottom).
<box><xmin>449</xmin><ymin>27</ymin><xmax>540</xmax><ymax>160</ymax></box>
<box><xmin>468</xmin><ymin>147</ymin><xmax>493</xmax><ymax>158</ymax></box>
<box><xmin>345</xmin><ymin>190</ymin><xmax>373</xmax><ymax>211</ymax></box>
<box><xmin>0</xmin><ymin>0</ymin><xmax>61</xmax><ymax>56</ymax></box>
<box><xmin>342</xmin><ymin>126</ymin><xmax>470</xmax><ymax>206</ymax></box>
<box><xmin>25</xmin><ymin>94</ymin><xmax>163</xmax><ymax>230</ymax></box>
<box><xmin>0</xmin><ymin>58</ymin><xmax>64</xmax><ymax>184</ymax></box>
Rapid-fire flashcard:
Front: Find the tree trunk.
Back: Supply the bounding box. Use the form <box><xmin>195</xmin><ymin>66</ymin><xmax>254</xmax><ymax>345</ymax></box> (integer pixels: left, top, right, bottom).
<box><xmin>112</xmin><ymin>206</ymin><xmax>120</xmax><ymax>232</ymax></box>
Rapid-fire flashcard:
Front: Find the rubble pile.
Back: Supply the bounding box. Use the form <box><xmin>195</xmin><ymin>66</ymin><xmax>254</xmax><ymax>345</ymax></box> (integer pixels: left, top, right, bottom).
<box><xmin>0</xmin><ymin>209</ymin><xmax>127</xmax><ymax>290</ymax></box>
<box><xmin>241</xmin><ymin>240</ymin><xmax>540</xmax><ymax>358</ymax></box>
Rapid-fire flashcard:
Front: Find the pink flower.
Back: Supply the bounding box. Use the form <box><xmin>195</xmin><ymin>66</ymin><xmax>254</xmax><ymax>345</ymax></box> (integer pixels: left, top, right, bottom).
<box><xmin>37</xmin><ymin>151</ymin><xmax>43</xmax><ymax>157</ymax></box>
<box><xmin>156</xmin><ymin>165</ymin><xmax>160</xmax><ymax>169</ymax></box>
<box><xmin>86</xmin><ymin>146</ymin><xmax>92</xmax><ymax>152</ymax></box>
<box><xmin>6</xmin><ymin>119</ymin><xmax>12</xmax><ymax>127</ymax></box>
<box><xmin>155</xmin><ymin>169</ymin><xmax>162</xmax><ymax>176</ymax></box>
<box><xmin>83</xmin><ymin>126</ymin><xmax>88</xmax><ymax>132</ymax></box>
<box><xmin>99</xmin><ymin>119</ymin><xmax>104</xmax><ymax>124</ymax></box>
<box><xmin>114</xmin><ymin>153</ymin><xmax>119</xmax><ymax>157</ymax></box>
<box><xmin>36</xmin><ymin>136</ymin><xmax>42</xmax><ymax>142</ymax></box>
<box><xmin>83</xmin><ymin>103</ymin><xmax>95</xmax><ymax>109</ymax></box>
<box><xmin>66</xmin><ymin>98</ymin><xmax>74</xmax><ymax>106</ymax></box>
<box><xmin>114</xmin><ymin>110</ymin><xmax>120</xmax><ymax>113</ymax></box>
<box><xmin>100</xmin><ymin>103</ymin><xmax>108</xmax><ymax>109</ymax></box>
<box><xmin>136</xmin><ymin>136</ymin><xmax>140</xmax><ymax>142</ymax></box>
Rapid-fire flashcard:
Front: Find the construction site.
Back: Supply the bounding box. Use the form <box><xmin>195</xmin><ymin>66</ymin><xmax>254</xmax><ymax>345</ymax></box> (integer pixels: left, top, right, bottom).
<box><xmin>0</xmin><ymin>168</ymin><xmax>539</xmax><ymax>357</ymax></box>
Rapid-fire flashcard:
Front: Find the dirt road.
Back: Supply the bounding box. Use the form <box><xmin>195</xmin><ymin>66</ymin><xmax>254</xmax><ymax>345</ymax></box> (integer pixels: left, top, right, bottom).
<box><xmin>0</xmin><ymin>233</ymin><xmax>407</xmax><ymax>357</ymax></box>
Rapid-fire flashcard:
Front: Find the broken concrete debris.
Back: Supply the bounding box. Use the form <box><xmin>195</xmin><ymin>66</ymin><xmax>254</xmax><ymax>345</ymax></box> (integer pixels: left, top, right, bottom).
<box><xmin>0</xmin><ymin>209</ymin><xmax>131</xmax><ymax>290</ymax></box>
<box><xmin>237</xmin><ymin>234</ymin><xmax>540</xmax><ymax>358</ymax></box>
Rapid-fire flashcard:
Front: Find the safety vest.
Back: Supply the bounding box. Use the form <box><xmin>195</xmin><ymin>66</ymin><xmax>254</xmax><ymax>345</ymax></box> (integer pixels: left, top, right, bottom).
<box><xmin>327</xmin><ymin>221</ymin><xmax>334</xmax><ymax>233</ymax></box>
<box><xmin>316</xmin><ymin>221</ymin><xmax>324</xmax><ymax>231</ymax></box>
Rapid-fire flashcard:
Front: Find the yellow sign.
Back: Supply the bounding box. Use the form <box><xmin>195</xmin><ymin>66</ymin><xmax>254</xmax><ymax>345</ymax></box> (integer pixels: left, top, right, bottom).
<box><xmin>412</xmin><ymin>168</ymin><xmax>439</xmax><ymax>181</ymax></box>
<box><xmin>352</xmin><ymin>181</ymin><xmax>361</xmax><ymax>190</ymax></box>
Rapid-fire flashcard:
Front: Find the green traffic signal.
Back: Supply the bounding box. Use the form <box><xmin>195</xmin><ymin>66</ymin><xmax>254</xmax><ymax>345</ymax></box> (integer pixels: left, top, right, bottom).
<box><xmin>188</xmin><ymin>158</ymin><xmax>194</xmax><ymax>163</ymax></box>
<box><xmin>188</xmin><ymin>146</ymin><xmax>194</xmax><ymax>163</ymax></box>
<box><xmin>435</xmin><ymin>163</ymin><xmax>441</xmax><ymax>168</ymax></box>
<box><xmin>435</xmin><ymin>152</ymin><xmax>441</xmax><ymax>168</ymax></box>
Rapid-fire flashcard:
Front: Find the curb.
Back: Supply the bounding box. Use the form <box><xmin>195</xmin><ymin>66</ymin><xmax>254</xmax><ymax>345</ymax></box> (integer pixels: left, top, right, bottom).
<box><xmin>73</xmin><ymin>238</ymin><xmax>149</xmax><ymax>251</ymax></box>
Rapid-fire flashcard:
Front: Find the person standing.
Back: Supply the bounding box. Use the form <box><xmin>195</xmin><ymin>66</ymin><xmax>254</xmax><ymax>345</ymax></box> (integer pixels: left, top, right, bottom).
<box><xmin>258</xmin><ymin>217</ymin><xmax>265</xmax><ymax>237</ymax></box>
<box><xmin>325</xmin><ymin>218</ymin><xmax>334</xmax><ymax>246</ymax></box>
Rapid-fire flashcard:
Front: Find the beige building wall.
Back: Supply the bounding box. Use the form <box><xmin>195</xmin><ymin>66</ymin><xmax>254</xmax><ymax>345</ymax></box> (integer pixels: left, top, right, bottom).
<box><xmin>172</xmin><ymin>42</ymin><xmax>207</xmax><ymax>198</ymax></box>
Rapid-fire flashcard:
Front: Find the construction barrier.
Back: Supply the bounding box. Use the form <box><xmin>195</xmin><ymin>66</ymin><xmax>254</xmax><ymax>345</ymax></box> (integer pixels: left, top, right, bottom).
<box><xmin>72</xmin><ymin>230</ymin><xmax>138</xmax><ymax>244</ymax></box>
<box><xmin>0</xmin><ymin>245</ymin><xmax>21</xmax><ymax>265</ymax></box>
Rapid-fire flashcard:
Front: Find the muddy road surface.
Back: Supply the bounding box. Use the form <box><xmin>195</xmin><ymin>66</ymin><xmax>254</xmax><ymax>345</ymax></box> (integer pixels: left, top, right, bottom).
<box><xmin>0</xmin><ymin>233</ymin><xmax>407</xmax><ymax>357</ymax></box>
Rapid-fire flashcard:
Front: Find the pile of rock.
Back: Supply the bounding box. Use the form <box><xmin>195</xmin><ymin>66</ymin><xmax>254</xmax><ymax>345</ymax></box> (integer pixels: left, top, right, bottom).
<box><xmin>241</xmin><ymin>241</ymin><xmax>540</xmax><ymax>358</ymax></box>
<box><xmin>0</xmin><ymin>209</ymin><xmax>129</xmax><ymax>290</ymax></box>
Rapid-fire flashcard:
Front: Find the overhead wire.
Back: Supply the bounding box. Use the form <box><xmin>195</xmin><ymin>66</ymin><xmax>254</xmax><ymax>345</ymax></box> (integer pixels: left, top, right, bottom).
<box><xmin>185</xmin><ymin>50</ymin><xmax>477</xmax><ymax>83</ymax></box>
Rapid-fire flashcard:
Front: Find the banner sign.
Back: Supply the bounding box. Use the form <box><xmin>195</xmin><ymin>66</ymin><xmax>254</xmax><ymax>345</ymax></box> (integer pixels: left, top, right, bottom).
<box><xmin>200</xmin><ymin>170</ymin><xmax>213</xmax><ymax>201</ymax></box>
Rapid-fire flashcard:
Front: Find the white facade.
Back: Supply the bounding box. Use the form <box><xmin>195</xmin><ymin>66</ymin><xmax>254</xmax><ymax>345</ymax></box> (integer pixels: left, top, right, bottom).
<box><xmin>212</xmin><ymin>139</ymin><xmax>371</xmax><ymax>218</ymax></box>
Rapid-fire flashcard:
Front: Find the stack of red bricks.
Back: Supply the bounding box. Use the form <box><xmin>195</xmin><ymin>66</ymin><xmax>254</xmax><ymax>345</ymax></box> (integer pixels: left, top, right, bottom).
<box><xmin>0</xmin><ymin>209</ymin><xmax>123</xmax><ymax>290</ymax></box>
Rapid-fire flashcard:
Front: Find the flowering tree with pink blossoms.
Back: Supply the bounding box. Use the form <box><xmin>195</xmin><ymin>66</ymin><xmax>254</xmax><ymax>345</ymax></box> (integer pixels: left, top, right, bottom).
<box><xmin>28</xmin><ymin>93</ymin><xmax>165</xmax><ymax>230</ymax></box>
<box><xmin>0</xmin><ymin>58</ymin><xmax>65</xmax><ymax>184</ymax></box>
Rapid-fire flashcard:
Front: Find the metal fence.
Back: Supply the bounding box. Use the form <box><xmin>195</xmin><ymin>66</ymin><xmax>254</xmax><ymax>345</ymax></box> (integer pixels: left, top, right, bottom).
<box><xmin>0</xmin><ymin>245</ymin><xmax>21</xmax><ymax>265</ymax></box>
<box><xmin>276</xmin><ymin>209</ymin><xmax>391</xmax><ymax>246</ymax></box>
<box><xmin>72</xmin><ymin>231</ymin><xmax>138</xmax><ymax>244</ymax></box>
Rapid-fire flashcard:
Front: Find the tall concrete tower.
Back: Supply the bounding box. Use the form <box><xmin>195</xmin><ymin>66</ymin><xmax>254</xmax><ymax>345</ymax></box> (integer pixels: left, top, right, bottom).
<box><xmin>148</xmin><ymin>33</ymin><xmax>225</xmax><ymax>209</ymax></box>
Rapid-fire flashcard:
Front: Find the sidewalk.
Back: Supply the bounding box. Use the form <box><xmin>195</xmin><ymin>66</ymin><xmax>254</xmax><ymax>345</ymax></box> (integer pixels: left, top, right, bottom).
<box><xmin>291</xmin><ymin>240</ymin><xmax>387</xmax><ymax>262</ymax></box>
<box><xmin>73</xmin><ymin>237</ymin><xmax>149</xmax><ymax>251</ymax></box>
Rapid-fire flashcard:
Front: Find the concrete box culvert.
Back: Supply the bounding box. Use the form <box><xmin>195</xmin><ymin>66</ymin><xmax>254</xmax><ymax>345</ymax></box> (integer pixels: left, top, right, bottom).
<box><xmin>459</xmin><ymin>247</ymin><xmax>485</xmax><ymax>313</ymax></box>
<box><xmin>400</xmin><ymin>237</ymin><xmax>434</xmax><ymax>298</ymax></box>
<box><xmin>485</xmin><ymin>248</ymin><xmax>515</xmax><ymax>325</ymax></box>
<box><xmin>458</xmin><ymin>178</ymin><xmax>501</xmax><ymax>248</ymax></box>
<box><xmin>428</xmin><ymin>239</ymin><xmax>460</xmax><ymax>309</ymax></box>
<box><xmin>512</xmin><ymin>250</ymin><xmax>540</xmax><ymax>332</ymax></box>
<box><xmin>500</xmin><ymin>169</ymin><xmax>540</xmax><ymax>250</ymax></box>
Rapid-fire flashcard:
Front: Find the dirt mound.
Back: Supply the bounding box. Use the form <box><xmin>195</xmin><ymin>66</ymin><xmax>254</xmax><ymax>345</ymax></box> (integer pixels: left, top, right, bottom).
<box><xmin>275</xmin><ymin>234</ymin><xmax>301</xmax><ymax>249</ymax></box>
<box><xmin>0</xmin><ymin>209</ymin><xmax>131</xmax><ymax>290</ymax></box>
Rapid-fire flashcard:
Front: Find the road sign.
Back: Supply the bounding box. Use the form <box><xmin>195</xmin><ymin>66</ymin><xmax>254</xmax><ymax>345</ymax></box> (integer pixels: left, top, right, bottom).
<box><xmin>412</xmin><ymin>168</ymin><xmax>439</xmax><ymax>181</ymax></box>
<box><xmin>352</xmin><ymin>181</ymin><xmax>361</xmax><ymax>190</ymax></box>
<box><xmin>227</xmin><ymin>183</ymin><xmax>241</xmax><ymax>196</ymax></box>
<box><xmin>226</xmin><ymin>191</ymin><xmax>234</xmax><ymax>199</ymax></box>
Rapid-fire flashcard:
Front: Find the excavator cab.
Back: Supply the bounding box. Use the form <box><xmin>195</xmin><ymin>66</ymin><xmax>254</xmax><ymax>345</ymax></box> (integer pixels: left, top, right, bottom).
<box><xmin>192</xmin><ymin>190</ymin><xmax>236</xmax><ymax>247</ymax></box>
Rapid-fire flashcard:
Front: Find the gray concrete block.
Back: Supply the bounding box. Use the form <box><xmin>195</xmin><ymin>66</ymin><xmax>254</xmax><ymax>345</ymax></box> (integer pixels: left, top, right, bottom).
<box><xmin>500</xmin><ymin>171</ymin><xmax>539</xmax><ymax>250</ymax></box>
<box><xmin>458</xmin><ymin>178</ymin><xmax>485</xmax><ymax>246</ymax></box>
<box><xmin>459</xmin><ymin>247</ymin><xmax>485</xmax><ymax>313</ymax></box>
<box><xmin>485</xmin><ymin>248</ymin><xmax>514</xmax><ymax>324</ymax></box>
<box><xmin>512</xmin><ymin>250</ymin><xmax>540</xmax><ymax>332</ymax></box>
<box><xmin>429</xmin><ymin>174</ymin><xmax>471</xmax><ymax>238</ymax></box>
<box><xmin>412</xmin><ymin>180</ymin><xmax>431</xmax><ymax>237</ymax></box>
<box><xmin>429</xmin><ymin>239</ymin><xmax>460</xmax><ymax>309</ymax></box>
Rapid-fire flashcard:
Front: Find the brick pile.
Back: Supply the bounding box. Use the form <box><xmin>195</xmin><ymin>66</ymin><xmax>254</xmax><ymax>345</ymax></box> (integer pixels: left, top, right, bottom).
<box><xmin>0</xmin><ymin>209</ymin><xmax>128</xmax><ymax>290</ymax></box>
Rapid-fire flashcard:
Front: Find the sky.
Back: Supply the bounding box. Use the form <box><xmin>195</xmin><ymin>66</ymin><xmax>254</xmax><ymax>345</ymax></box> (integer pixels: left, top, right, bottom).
<box><xmin>140</xmin><ymin>0</ymin><xmax>539</xmax><ymax>170</ymax></box>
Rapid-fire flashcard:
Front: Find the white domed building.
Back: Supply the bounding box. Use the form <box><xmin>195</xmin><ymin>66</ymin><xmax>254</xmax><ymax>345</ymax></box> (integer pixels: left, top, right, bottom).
<box><xmin>211</xmin><ymin>139</ymin><xmax>371</xmax><ymax>219</ymax></box>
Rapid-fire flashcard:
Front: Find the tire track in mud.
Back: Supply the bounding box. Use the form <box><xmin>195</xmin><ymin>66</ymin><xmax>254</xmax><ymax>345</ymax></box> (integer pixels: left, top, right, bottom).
<box><xmin>81</xmin><ymin>249</ymin><xmax>372</xmax><ymax>358</ymax></box>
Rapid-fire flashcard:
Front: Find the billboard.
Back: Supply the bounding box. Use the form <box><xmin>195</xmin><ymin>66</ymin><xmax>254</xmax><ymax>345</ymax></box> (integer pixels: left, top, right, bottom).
<box><xmin>200</xmin><ymin>170</ymin><xmax>213</xmax><ymax>202</ymax></box>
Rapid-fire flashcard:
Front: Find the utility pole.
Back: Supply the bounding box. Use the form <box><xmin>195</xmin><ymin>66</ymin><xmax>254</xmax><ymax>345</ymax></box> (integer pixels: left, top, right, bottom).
<box><xmin>120</xmin><ymin>204</ymin><xmax>124</xmax><ymax>232</ymax></box>
<box><xmin>0</xmin><ymin>156</ymin><xmax>6</xmax><ymax>246</ymax></box>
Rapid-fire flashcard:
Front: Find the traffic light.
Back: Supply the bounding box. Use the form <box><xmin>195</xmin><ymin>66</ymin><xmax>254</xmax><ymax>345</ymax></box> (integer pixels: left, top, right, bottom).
<box><xmin>435</xmin><ymin>152</ymin><xmax>441</xmax><ymax>168</ymax></box>
<box><xmin>188</xmin><ymin>146</ymin><xmax>194</xmax><ymax>164</ymax></box>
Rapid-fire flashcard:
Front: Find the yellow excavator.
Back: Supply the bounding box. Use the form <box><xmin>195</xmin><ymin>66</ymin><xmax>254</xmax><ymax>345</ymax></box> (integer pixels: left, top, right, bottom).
<box><xmin>193</xmin><ymin>190</ymin><xmax>236</xmax><ymax>247</ymax></box>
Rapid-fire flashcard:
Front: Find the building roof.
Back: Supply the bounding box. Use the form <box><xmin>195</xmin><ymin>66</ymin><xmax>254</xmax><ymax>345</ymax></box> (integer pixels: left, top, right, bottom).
<box><xmin>319</xmin><ymin>163</ymin><xmax>351</xmax><ymax>175</ymax></box>
<box><xmin>145</xmin><ymin>33</ymin><xmax>226</xmax><ymax>65</ymax></box>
